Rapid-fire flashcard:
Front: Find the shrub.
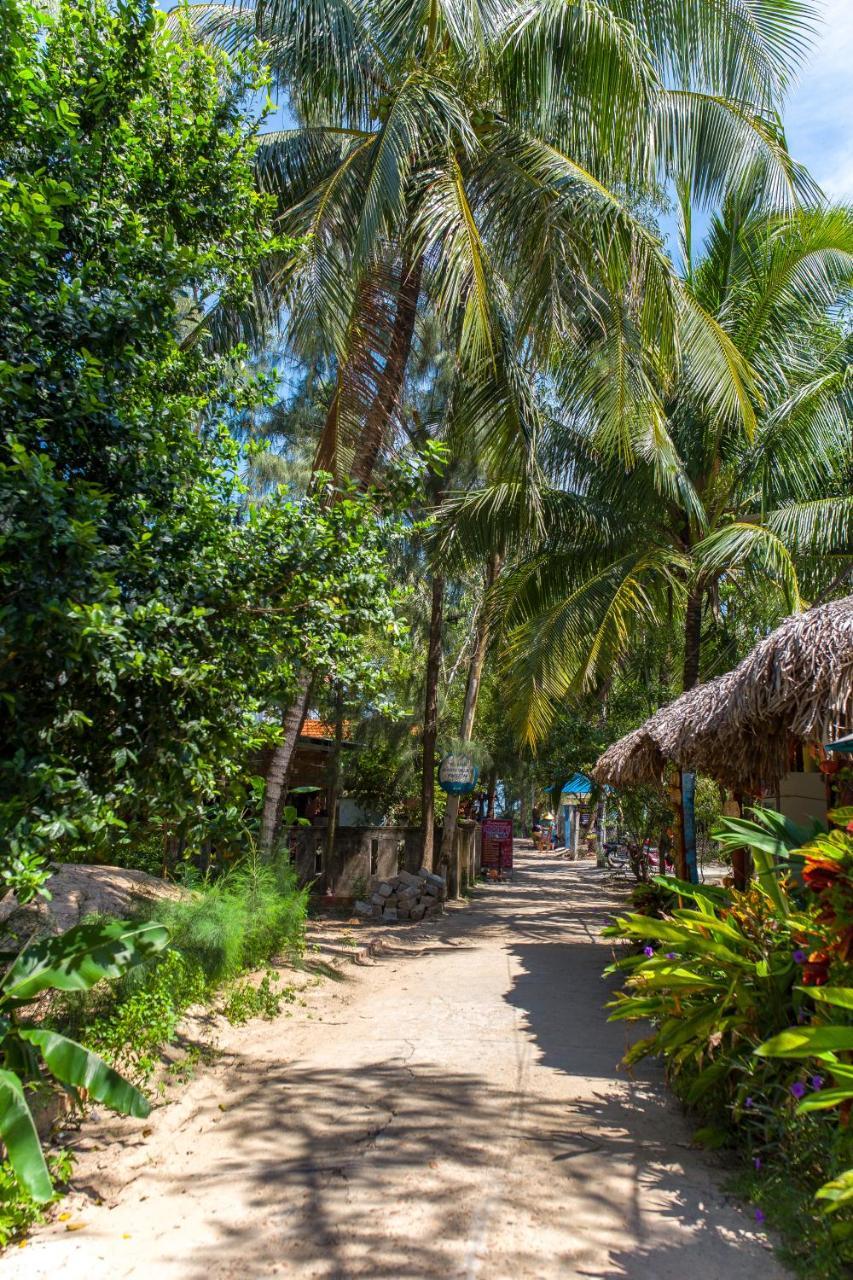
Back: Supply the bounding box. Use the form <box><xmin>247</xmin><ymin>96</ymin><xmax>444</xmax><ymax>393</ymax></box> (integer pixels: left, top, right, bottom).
<box><xmin>52</xmin><ymin>856</ymin><xmax>309</xmax><ymax>1084</ymax></box>
<box><xmin>153</xmin><ymin>856</ymin><xmax>308</xmax><ymax>984</ymax></box>
<box><xmin>604</xmin><ymin>806</ymin><xmax>853</xmax><ymax>1277</ymax></box>
<box><xmin>0</xmin><ymin>1149</ymin><xmax>73</xmax><ymax>1248</ymax></box>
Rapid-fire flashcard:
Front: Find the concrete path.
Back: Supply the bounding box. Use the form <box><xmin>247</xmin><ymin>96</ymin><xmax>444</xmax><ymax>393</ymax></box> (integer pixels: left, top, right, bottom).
<box><xmin>4</xmin><ymin>850</ymin><xmax>789</xmax><ymax>1279</ymax></box>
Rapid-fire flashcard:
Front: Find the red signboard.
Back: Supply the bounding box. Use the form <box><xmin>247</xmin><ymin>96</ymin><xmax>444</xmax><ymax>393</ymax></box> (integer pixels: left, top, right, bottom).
<box><xmin>481</xmin><ymin>818</ymin><xmax>513</xmax><ymax>873</ymax></box>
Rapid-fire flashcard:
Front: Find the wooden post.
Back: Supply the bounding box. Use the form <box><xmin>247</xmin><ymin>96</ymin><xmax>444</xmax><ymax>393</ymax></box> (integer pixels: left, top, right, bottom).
<box><xmin>668</xmin><ymin>769</ymin><xmax>688</xmax><ymax>881</ymax></box>
<box><xmin>726</xmin><ymin>793</ymin><xmax>749</xmax><ymax>891</ymax></box>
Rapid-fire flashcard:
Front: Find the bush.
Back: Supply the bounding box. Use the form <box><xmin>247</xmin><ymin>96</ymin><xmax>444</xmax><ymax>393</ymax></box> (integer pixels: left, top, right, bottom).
<box><xmin>154</xmin><ymin>857</ymin><xmax>308</xmax><ymax>984</ymax></box>
<box><xmin>604</xmin><ymin>807</ymin><xmax>853</xmax><ymax>1278</ymax></box>
<box><xmin>52</xmin><ymin>856</ymin><xmax>309</xmax><ymax>1083</ymax></box>
<box><xmin>0</xmin><ymin>1150</ymin><xmax>73</xmax><ymax>1248</ymax></box>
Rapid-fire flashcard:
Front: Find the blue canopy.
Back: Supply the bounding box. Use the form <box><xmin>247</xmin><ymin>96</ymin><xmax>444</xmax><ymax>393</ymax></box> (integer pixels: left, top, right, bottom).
<box><xmin>825</xmin><ymin>733</ymin><xmax>853</xmax><ymax>755</ymax></box>
<box><xmin>544</xmin><ymin>772</ymin><xmax>593</xmax><ymax>797</ymax></box>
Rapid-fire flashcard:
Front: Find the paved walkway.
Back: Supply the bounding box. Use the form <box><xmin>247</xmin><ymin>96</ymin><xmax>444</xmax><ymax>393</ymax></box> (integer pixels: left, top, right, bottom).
<box><xmin>4</xmin><ymin>851</ymin><xmax>788</xmax><ymax>1279</ymax></box>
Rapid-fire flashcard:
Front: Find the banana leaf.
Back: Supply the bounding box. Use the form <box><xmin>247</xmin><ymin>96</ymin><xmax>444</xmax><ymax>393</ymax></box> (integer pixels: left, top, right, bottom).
<box><xmin>19</xmin><ymin>1029</ymin><xmax>150</xmax><ymax>1118</ymax></box>
<box><xmin>3</xmin><ymin>920</ymin><xmax>169</xmax><ymax>1002</ymax></box>
<box><xmin>0</xmin><ymin>1068</ymin><xmax>52</xmax><ymax>1202</ymax></box>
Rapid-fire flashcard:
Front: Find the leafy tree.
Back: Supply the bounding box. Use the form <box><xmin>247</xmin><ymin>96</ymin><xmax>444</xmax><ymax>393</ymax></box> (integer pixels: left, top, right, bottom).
<box><xmin>0</xmin><ymin>0</ymin><xmax>401</xmax><ymax>891</ymax></box>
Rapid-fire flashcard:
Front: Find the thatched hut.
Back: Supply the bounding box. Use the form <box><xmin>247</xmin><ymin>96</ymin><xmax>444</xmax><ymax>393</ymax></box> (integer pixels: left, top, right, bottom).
<box><xmin>593</xmin><ymin>596</ymin><xmax>853</xmax><ymax>798</ymax></box>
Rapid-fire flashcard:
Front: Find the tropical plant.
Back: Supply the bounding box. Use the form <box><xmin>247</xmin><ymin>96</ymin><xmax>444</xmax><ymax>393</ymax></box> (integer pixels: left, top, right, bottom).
<box><xmin>190</xmin><ymin>0</ymin><xmax>823</xmax><ymax>825</ymax></box>
<box><xmin>604</xmin><ymin>872</ymin><xmax>801</xmax><ymax>1118</ymax></box>
<box><xmin>443</xmin><ymin>200</ymin><xmax>853</xmax><ymax>748</ymax></box>
<box><xmin>0</xmin><ymin>919</ymin><xmax>168</xmax><ymax>1201</ymax></box>
<box><xmin>755</xmin><ymin>811</ymin><xmax>853</xmax><ymax>1220</ymax></box>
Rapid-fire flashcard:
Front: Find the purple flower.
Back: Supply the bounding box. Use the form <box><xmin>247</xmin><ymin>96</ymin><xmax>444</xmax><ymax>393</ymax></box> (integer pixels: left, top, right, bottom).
<box><xmin>754</xmin><ymin>1157</ymin><xmax>762</xmax><ymax>1171</ymax></box>
<box><xmin>790</xmin><ymin>1081</ymin><xmax>807</xmax><ymax>1099</ymax></box>
<box><xmin>793</xmin><ymin>949</ymin><xmax>806</xmax><ymax>965</ymax></box>
<box><xmin>643</xmin><ymin>946</ymin><xmax>654</xmax><ymax>957</ymax></box>
<box><xmin>745</xmin><ymin>1096</ymin><xmax>754</xmax><ymax>1109</ymax></box>
<box><xmin>796</xmin><ymin>1008</ymin><xmax>807</xmax><ymax>1024</ymax></box>
<box><xmin>755</xmin><ymin>1209</ymin><xmax>765</xmax><ymax>1224</ymax></box>
<box><xmin>811</xmin><ymin>1076</ymin><xmax>824</xmax><ymax>1092</ymax></box>
<box><xmin>666</xmin><ymin>952</ymin><xmax>677</xmax><ymax>960</ymax></box>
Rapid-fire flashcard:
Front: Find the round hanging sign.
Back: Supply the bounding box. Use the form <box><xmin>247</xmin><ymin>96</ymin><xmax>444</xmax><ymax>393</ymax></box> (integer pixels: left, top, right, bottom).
<box><xmin>438</xmin><ymin>754</ymin><xmax>479</xmax><ymax>795</ymax></box>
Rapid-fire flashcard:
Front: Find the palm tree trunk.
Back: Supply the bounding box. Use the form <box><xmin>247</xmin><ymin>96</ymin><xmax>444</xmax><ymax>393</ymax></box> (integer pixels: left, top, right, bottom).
<box><xmin>438</xmin><ymin>554</ymin><xmax>499</xmax><ymax>882</ymax></box>
<box><xmin>420</xmin><ymin>572</ymin><xmax>444</xmax><ymax>871</ymax></box>
<box><xmin>264</xmin><ymin>253</ymin><xmax>424</xmax><ymax>850</ymax></box>
<box><xmin>683</xmin><ymin>588</ymin><xmax>702</xmax><ymax>692</ymax></box>
<box><xmin>354</xmin><ymin>250</ymin><xmax>423</xmax><ymax>487</ymax></box>
<box><xmin>260</xmin><ymin>671</ymin><xmax>313</xmax><ymax>854</ymax></box>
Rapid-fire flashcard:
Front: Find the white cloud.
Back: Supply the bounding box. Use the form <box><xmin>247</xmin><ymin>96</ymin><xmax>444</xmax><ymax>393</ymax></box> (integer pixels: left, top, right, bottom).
<box><xmin>786</xmin><ymin>0</ymin><xmax>853</xmax><ymax>199</ymax></box>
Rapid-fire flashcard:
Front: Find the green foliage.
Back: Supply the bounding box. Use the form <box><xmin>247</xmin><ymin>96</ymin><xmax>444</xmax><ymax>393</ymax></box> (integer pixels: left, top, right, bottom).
<box><xmin>80</xmin><ymin>950</ymin><xmax>207</xmax><ymax>1082</ymax></box>
<box><xmin>0</xmin><ymin>1148</ymin><xmax>73</xmax><ymax>1249</ymax></box>
<box><xmin>222</xmin><ymin>970</ymin><xmax>294</xmax><ymax>1026</ymax></box>
<box><xmin>53</xmin><ymin>855</ymin><xmax>309</xmax><ymax>1088</ymax></box>
<box><xmin>606</xmin><ymin>811</ymin><xmax>853</xmax><ymax>1275</ymax></box>
<box><xmin>0</xmin><ymin>920</ymin><xmax>168</xmax><ymax>1202</ymax></box>
<box><xmin>0</xmin><ymin>0</ymin><xmax>403</xmax><ymax>894</ymax></box>
<box><xmin>154</xmin><ymin>857</ymin><xmax>308</xmax><ymax>985</ymax></box>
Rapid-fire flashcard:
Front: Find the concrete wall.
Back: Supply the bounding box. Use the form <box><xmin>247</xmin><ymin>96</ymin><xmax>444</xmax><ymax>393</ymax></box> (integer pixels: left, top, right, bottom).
<box><xmin>289</xmin><ymin>820</ymin><xmax>481</xmax><ymax>898</ymax></box>
<box><xmin>777</xmin><ymin>771</ymin><xmax>828</xmax><ymax>829</ymax></box>
<box><xmin>288</xmin><ymin>825</ymin><xmax>424</xmax><ymax>895</ymax></box>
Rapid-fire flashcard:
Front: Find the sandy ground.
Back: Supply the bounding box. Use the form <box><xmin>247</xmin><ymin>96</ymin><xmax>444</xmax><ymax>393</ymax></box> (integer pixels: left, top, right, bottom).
<box><xmin>3</xmin><ymin>849</ymin><xmax>790</xmax><ymax>1280</ymax></box>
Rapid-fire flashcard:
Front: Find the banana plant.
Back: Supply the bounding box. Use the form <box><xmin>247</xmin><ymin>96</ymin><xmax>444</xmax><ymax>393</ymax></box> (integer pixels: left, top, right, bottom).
<box><xmin>0</xmin><ymin>918</ymin><xmax>168</xmax><ymax>1201</ymax></box>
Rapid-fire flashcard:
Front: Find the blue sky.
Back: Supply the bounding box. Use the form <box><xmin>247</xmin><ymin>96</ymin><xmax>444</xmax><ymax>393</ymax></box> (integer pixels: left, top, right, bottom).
<box><xmin>785</xmin><ymin>0</ymin><xmax>853</xmax><ymax>200</ymax></box>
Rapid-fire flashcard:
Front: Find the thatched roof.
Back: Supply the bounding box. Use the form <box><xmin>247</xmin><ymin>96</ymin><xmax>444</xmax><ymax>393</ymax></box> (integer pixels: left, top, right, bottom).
<box><xmin>592</xmin><ymin>596</ymin><xmax>853</xmax><ymax>792</ymax></box>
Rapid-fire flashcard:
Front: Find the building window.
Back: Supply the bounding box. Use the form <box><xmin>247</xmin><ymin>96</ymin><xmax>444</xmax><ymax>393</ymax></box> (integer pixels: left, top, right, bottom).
<box><xmin>370</xmin><ymin>838</ymin><xmax>379</xmax><ymax>876</ymax></box>
<box><xmin>314</xmin><ymin>849</ymin><xmax>323</xmax><ymax>876</ymax></box>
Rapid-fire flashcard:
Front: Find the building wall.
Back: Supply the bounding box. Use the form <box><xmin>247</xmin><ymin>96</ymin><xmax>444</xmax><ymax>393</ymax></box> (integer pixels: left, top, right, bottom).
<box><xmin>777</xmin><ymin>771</ymin><xmax>828</xmax><ymax>829</ymax></box>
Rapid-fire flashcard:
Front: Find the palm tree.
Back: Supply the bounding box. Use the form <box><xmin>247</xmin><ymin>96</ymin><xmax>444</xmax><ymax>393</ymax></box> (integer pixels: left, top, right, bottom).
<box><xmin>440</xmin><ymin>202</ymin><xmax>853</xmax><ymax>824</ymax></box>
<box><xmin>190</xmin><ymin>0</ymin><xmax>821</xmax><ymax>848</ymax></box>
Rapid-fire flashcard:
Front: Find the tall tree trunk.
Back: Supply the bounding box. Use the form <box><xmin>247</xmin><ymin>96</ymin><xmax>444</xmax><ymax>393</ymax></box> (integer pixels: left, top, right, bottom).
<box><xmin>354</xmin><ymin>251</ymin><xmax>423</xmax><ymax>487</ymax></box>
<box><xmin>683</xmin><ymin>588</ymin><xmax>702</xmax><ymax>692</ymax></box>
<box><xmin>260</xmin><ymin>671</ymin><xmax>313</xmax><ymax>854</ymax></box>
<box><xmin>263</xmin><ymin>252</ymin><xmax>423</xmax><ymax>850</ymax></box>
<box><xmin>486</xmin><ymin>768</ymin><xmax>497</xmax><ymax>818</ymax></box>
<box><xmin>420</xmin><ymin>572</ymin><xmax>444</xmax><ymax>871</ymax></box>
<box><xmin>679</xmin><ymin>588</ymin><xmax>703</xmax><ymax>882</ymax></box>
<box><xmin>324</xmin><ymin>685</ymin><xmax>345</xmax><ymax>866</ymax></box>
<box><xmin>438</xmin><ymin>554</ymin><xmax>499</xmax><ymax>880</ymax></box>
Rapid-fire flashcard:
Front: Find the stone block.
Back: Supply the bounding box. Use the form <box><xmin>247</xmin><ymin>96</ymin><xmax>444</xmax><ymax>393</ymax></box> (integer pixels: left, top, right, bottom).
<box><xmin>397</xmin><ymin>900</ymin><xmax>411</xmax><ymax>919</ymax></box>
<box><xmin>382</xmin><ymin>907</ymin><xmax>398</xmax><ymax>922</ymax></box>
<box><xmin>410</xmin><ymin>902</ymin><xmax>426</xmax><ymax>921</ymax></box>
<box><xmin>397</xmin><ymin>870</ymin><xmax>422</xmax><ymax>887</ymax></box>
<box><xmin>378</xmin><ymin>882</ymin><xmax>393</xmax><ymax>898</ymax></box>
<box><xmin>354</xmin><ymin>900</ymin><xmax>373</xmax><ymax>916</ymax></box>
<box><xmin>371</xmin><ymin>892</ymin><xmax>384</xmax><ymax>906</ymax></box>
